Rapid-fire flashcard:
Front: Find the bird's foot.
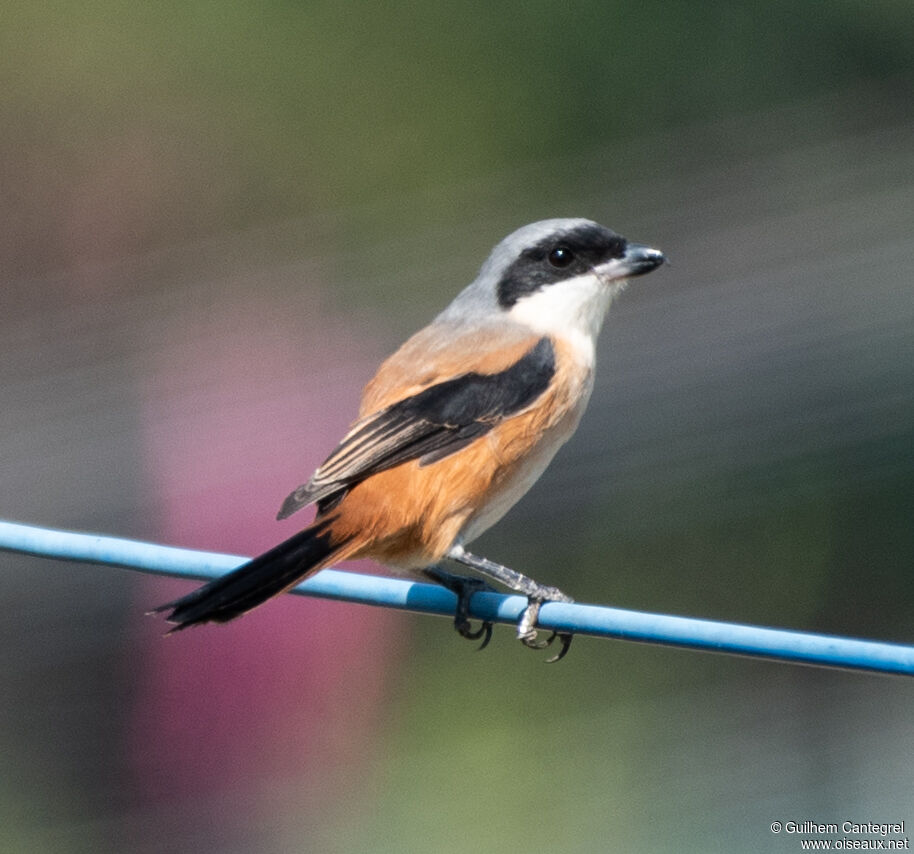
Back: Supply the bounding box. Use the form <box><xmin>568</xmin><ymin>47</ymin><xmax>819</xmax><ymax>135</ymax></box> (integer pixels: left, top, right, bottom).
<box><xmin>424</xmin><ymin>567</ymin><xmax>494</xmax><ymax>650</ymax></box>
<box><xmin>516</xmin><ymin>591</ymin><xmax>574</xmax><ymax>663</ymax></box>
<box><xmin>446</xmin><ymin>545</ymin><xmax>576</xmax><ymax>662</ymax></box>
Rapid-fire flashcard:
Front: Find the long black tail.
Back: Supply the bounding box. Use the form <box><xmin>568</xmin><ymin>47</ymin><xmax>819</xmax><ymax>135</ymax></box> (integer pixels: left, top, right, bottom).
<box><xmin>152</xmin><ymin>520</ymin><xmax>347</xmax><ymax>632</ymax></box>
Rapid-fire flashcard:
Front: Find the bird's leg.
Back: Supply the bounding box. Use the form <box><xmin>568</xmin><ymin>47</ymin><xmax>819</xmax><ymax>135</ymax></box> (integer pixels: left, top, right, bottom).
<box><xmin>423</xmin><ymin>566</ymin><xmax>494</xmax><ymax>650</ymax></box>
<box><xmin>446</xmin><ymin>545</ymin><xmax>573</xmax><ymax>662</ymax></box>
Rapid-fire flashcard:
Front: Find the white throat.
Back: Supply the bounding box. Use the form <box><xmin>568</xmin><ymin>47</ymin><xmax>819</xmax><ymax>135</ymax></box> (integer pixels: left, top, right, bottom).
<box><xmin>507</xmin><ymin>273</ymin><xmax>622</xmax><ymax>364</ymax></box>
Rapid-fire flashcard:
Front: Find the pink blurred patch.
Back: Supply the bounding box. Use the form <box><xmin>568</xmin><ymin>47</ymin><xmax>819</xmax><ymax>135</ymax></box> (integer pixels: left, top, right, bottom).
<box><xmin>129</xmin><ymin>282</ymin><xmax>406</xmax><ymax>808</ymax></box>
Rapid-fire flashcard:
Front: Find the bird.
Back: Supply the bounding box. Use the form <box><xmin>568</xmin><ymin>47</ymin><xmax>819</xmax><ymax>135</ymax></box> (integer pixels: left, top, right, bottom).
<box><xmin>153</xmin><ymin>218</ymin><xmax>665</xmax><ymax>660</ymax></box>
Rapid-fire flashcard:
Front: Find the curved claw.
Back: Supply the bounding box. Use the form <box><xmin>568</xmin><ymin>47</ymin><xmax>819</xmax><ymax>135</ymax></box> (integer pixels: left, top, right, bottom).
<box><xmin>519</xmin><ymin>630</ymin><xmax>552</xmax><ymax>650</ymax></box>
<box><xmin>456</xmin><ymin>617</ymin><xmax>493</xmax><ymax>650</ymax></box>
<box><xmin>545</xmin><ymin>632</ymin><xmax>573</xmax><ymax>663</ymax></box>
<box><xmin>517</xmin><ymin>600</ymin><xmax>574</xmax><ymax>662</ymax></box>
<box><xmin>477</xmin><ymin>622</ymin><xmax>493</xmax><ymax>651</ymax></box>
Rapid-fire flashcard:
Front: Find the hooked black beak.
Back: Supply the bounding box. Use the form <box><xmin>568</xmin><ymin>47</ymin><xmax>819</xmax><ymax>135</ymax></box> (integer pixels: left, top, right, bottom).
<box><xmin>621</xmin><ymin>243</ymin><xmax>665</xmax><ymax>276</ymax></box>
<box><xmin>595</xmin><ymin>242</ymin><xmax>665</xmax><ymax>281</ymax></box>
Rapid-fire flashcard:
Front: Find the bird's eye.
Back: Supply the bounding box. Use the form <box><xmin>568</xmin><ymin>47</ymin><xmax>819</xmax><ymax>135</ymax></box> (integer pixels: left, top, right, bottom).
<box><xmin>547</xmin><ymin>246</ymin><xmax>574</xmax><ymax>268</ymax></box>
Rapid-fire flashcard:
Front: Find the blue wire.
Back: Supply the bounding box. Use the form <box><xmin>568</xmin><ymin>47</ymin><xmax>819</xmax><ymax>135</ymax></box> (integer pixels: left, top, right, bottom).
<box><xmin>2</xmin><ymin>518</ymin><xmax>912</xmax><ymax>676</ymax></box>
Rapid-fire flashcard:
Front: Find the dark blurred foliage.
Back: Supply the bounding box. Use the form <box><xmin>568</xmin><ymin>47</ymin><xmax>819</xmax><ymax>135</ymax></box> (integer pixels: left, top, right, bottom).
<box><xmin>2</xmin><ymin>1</ymin><xmax>912</xmax><ymax>281</ymax></box>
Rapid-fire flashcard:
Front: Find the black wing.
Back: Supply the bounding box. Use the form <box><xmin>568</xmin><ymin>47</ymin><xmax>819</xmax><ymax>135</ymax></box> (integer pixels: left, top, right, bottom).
<box><xmin>277</xmin><ymin>336</ymin><xmax>555</xmax><ymax>519</ymax></box>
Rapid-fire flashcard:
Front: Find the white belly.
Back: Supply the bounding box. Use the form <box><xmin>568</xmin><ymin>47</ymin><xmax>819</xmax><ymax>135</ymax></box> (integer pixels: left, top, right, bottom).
<box><xmin>456</xmin><ymin>386</ymin><xmax>591</xmax><ymax>547</ymax></box>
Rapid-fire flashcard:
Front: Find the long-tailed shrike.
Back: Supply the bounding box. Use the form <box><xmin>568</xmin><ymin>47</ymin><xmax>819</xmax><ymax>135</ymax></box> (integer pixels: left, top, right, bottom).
<box><xmin>154</xmin><ymin>218</ymin><xmax>665</xmax><ymax>660</ymax></box>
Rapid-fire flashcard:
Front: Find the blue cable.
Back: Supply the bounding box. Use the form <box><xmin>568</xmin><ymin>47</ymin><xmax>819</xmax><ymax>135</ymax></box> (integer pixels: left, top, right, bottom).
<box><xmin>2</xmin><ymin>519</ymin><xmax>912</xmax><ymax>675</ymax></box>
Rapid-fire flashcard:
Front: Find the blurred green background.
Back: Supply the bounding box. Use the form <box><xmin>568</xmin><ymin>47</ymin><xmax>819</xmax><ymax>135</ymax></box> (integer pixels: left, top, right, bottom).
<box><xmin>2</xmin><ymin>2</ymin><xmax>914</xmax><ymax>852</ymax></box>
